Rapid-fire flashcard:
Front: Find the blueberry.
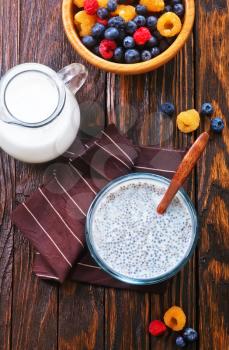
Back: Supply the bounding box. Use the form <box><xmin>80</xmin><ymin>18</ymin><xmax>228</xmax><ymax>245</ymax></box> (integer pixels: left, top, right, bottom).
<box><xmin>113</xmin><ymin>47</ymin><xmax>124</xmax><ymax>62</ymax></box>
<box><xmin>176</xmin><ymin>336</ymin><xmax>186</xmax><ymax>348</ymax></box>
<box><xmin>135</xmin><ymin>4</ymin><xmax>147</xmax><ymax>15</ymax></box>
<box><xmin>164</xmin><ymin>4</ymin><xmax>172</xmax><ymax>12</ymax></box>
<box><xmin>173</xmin><ymin>3</ymin><xmax>184</xmax><ymax>17</ymax></box>
<box><xmin>172</xmin><ymin>0</ymin><xmax>181</xmax><ymax>4</ymax></box>
<box><xmin>82</xmin><ymin>35</ymin><xmax>97</xmax><ymax>48</ymax></box>
<box><xmin>125</xmin><ymin>49</ymin><xmax>140</xmax><ymax>63</ymax></box>
<box><xmin>125</xmin><ymin>20</ymin><xmax>137</xmax><ymax>34</ymax></box>
<box><xmin>160</xmin><ymin>102</ymin><xmax>175</xmax><ymax>116</ymax></box>
<box><xmin>105</xmin><ymin>27</ymin><xmax>119</xmax><ymax>40</ymax></box>
<box><xmin>159</xmin><ymin>39</ymin><xmax>169</xmax><ymax>52</ymax></box>
<box><xmin>107</xmin><ymin>0</ymin><xmax>117</xmax><ymax>11</ymax></box>
<box><xmin>92</xmin><ymin>45</ymin><xmax>100</xmax><ymax>56</ymax></box>
<box><xmin>97</xmin><ymin>7</ymin><xmax>109</xmax><ymax>19</ymax></box>
<box><xmin>92</xmin><ymin>23</ymin><xmax>106</xmax><ymax>38</ymax></box>
<box><xmin>153</xmin><ymin>30</ymin><xmax>163</xmax><ymax>40</ymax></box>
<box><xmin>201</xmin><ymin>102</ymin><xmax>214</xmax><ymax>116</ymax></box>
<box><xmin>117</xmin><ymin>28</ymin><xmax>126</xmax><ymax>42</ymax></box>
<box><xmin>108</xmin><ymin>16</ymin><xmax>125</xmax><ymax>29</ymax></box>
<box><xmin>146</xmin><ymin>16</ymin><xmax>158</xmax><ymax>30</ymax></box>
<box><xmin>141</xmin><ymin>50</ymin><xmax>152</xmax><ymax>61</ymax></box>
<box><xmin>147</xmin><ymin>36</ymin><xmax>158</xmax><ymax>48</ymax></box>
<box><xmin>183</xmin><ymin>328</ymin><xmax>198</xmax><ymax>343</ymax></box>
<box><xmin>123</xmin><ymin>36</ymin><xmax>135</xmax><ymax>49</ymax></box>
<box><xmin>210</xmin><ymin>117</ymin><xmax>225</xmax><ymax>133</ymax></box>
<box><xmin>134</xmin><ymin>15</ymin><xmax>146</xmax><ymax>27</ymax></box>
<box><xmin>151</xmin><ymin>46</ymin><xmax>160</xmax><ymax>57</ymax></box>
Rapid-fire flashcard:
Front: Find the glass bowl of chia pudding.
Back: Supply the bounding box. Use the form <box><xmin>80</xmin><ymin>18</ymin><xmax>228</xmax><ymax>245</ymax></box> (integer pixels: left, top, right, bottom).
<box><xmin>86</xmin><ymin>173</ymin><xmax>198</xmax><ymax>285</ymax></box>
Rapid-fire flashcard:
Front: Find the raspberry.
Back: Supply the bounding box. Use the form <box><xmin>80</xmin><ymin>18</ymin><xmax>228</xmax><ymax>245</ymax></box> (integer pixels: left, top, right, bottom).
<box><xmin>157</xmin><ymin>12</ymin><xmax>182</xmax><ymax>37</ymax></box>
<box><xmin>177</xmin><ymin>109</ymin><xmax>200</xmax><ymax>133</ymax></box>
<box><xmin>99</xmin><ymin>39</ymin><xmax>117</xmax><ymax>59</ymax></box>
<box><xmin>149</xmin><ymin>320</ymin><xmax>167</xmax><ymax>336</ymax></box>
<box><xmin>74</xmin><ymin>10</ymin><xmax>97</xmax><ymax>36</ymax></box>
<box><xmin>164</xmin><ymin>306</ymin><xmax>186</xmax><ymax>331</ymax></box>
<box><xmin>139</xmin><ymin>0</ymin><xmax>164</xmax><ymax>12</ymax></box>
<box><xmin>133</xmin><ymin>27</ymin><xmax>151</xmax><ymax>45</ymax></box>
<box><xmin>84</xmin><ymin>0</ymin><xmax>99</xmax><ymax>15</ymax></box>
<box><xmin>112</xmin><ymin>5</ymin><xmax>136</xmax><ymax>22</ymax></box>
<box><xmin>97</xmin><ymin>17</ymin><xmax>108</xmax><ymax>25</ymax></box>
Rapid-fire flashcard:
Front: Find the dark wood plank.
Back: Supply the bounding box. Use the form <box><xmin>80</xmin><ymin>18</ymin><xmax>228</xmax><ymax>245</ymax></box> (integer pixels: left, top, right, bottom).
<box><xmin>58</xmin><ymin>7</ymin><xmax>106</xmax><ymax>350</ymax></box>
<box><xmin>148</xmin><ymin>38</ymin><xmax>197</xmax><ymax>350</ymax></box>
<box><xmin>105</xmin><ymin>74</ymin><xmax>151</xmax><ymax>350</ymax></box>
<box><xmin>105</xmin><ymin>33</ymin><xmax>196</xmax><ymax>350</ymax></box>
<box><xmin>11</xmin><ymin>0</ymin><xmax>62</xmax><ymax>349</ymax></box>
<box><xmin>0</xmin><ymin>1</ymin><xmax>18</xmax><ymax>349</ymax></box>
<box><xmin>59</xmin><ymin>282</ymin><xmax>105</xmax><ymax>350</ymax></box>
<box><xmin>0</xmin><ymin>153</ymin><xmax>14</xmax><ymax>350</ymax></box>
<box><xmin>196</xmin><ymin>1</ymin><xmax>229</xmax><ymax>348</ymax></box>
<box><xmin>13</xmin><ymin>233</ymin><xmax>58</xmax><ymax>350</ymax></box>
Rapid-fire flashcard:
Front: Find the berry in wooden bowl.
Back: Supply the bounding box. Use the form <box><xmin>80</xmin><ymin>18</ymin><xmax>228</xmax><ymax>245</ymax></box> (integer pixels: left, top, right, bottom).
<box><xmin>62</xmin><ymin>0</ymin><xmax>195</xmax><ymax>75</ymax></box>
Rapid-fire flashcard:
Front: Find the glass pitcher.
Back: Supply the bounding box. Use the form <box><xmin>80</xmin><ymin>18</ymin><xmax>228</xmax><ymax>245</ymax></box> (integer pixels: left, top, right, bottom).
<box><xmin>0</xmin><ymin>63</ymin><xmax>88</xmax><ymax>163</ymax></box>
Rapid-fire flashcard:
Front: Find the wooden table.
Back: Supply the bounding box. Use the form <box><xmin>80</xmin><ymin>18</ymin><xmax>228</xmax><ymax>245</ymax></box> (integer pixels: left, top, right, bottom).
<box><xmin>0</xmin><ymin>1</ymin><xmax>228</xmax><ymax>349</ymax></box>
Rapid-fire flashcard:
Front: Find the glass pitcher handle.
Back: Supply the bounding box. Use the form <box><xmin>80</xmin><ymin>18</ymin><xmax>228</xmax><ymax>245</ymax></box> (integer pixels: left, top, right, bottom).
<box><xmin>57</xmin><ymin>63</ymin><xmax>88</xmax><ymax>95</ymax></box>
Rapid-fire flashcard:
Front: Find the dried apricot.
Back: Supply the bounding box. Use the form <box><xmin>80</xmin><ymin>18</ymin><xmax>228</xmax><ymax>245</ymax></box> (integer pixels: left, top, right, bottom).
<box><xmin>157</xmin><ymin>12</ymin><xmax>182</xmax><ymax>37</ymax></box>
<box><xmin>98</xmin><ymin>0</ymin><xmax>109</xmax><ymax>7</ymax></box>
<box><xmin>112</xmin><ymin>5</ymin><xmax>136</xmax><ymax>21</ymax></box>
<box><xmin>73</xmin><ymin>0</ymin><xmax>85</xmax><ymax>8</ymax></box>
<box><xmin>164</xmin><ymin>306</ymin><xmax>186</xmax><ymax>331</ymax></box>
<box><xmin>177</xmin><ymin>109</ymin><xmax>200</xmax><ymax>133</ymax></box>
<box><xmin>139</xmin><ymin>0</ymin><xmax>164</xmax><ymax>12</ymax></box>
<box><xmin>74</xmin><ymin>11</ymin><xmax>97</xmax><ymax>36</ymax></box>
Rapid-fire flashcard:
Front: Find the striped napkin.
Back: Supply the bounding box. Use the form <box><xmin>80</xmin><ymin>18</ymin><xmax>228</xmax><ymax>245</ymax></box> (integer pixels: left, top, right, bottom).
<box><xmin>13</xmin><ymin>124</ymin><xmax>186</xmax><ymax>290</ymax></box>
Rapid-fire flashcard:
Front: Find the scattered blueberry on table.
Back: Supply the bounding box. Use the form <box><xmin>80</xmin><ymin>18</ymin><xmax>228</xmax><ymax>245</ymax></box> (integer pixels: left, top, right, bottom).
<box><xmin>201</xmin><ymin>102</ymin><xmax>214</xmax><ymax>116</ymax></box>
<box><xmin>176</xmin><ymin>336</ymin><xmax>187</xmax><ymax>348</ymax></box>
<box><xmin>183</xmin><ymin>327</ymin><xmax>198</xmax><ymax>343</ymax></box>
<box><xmin>160</xmin><ymin>102</ymin><xmax>175</xmax><ymax>116</ymax></box>
<box><xmin>210</xmin><ymin>117</ymin><xmax>225</xmax><ymax>133</ymax></box>
<box><xmin>73</xmin><ymin>0</ymin><xmax>184</xmax><ymax>63</ymax></box>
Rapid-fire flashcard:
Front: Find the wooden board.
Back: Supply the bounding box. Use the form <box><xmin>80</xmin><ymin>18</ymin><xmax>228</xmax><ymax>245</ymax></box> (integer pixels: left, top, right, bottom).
<box><xmin>196</xmin><ymin>1</ymin><xmax>229</xmax><ymax>349</ymax></box>
<box><xmin>0</xmin><ymin>1</ymin><xmax>18</xmax><ymax>350</ymax></box>
<box><xmin>105</xmin><ymin>34</ymin><xmax>197</xmax><ymax>349</ymax></box>
<box><xmin>58</xmin><ymin>17</ymin><xmax>106</xmax><ymax>350</ymax></box>
<box><xmin>0</xmin><ymin>0</ymin><xmax>228</xmax><ymax>349</ymax></box>
<box><xmin>11</xmin><ymin>1</ymin><xmax>59</xmax><ymax>349</ymax></box>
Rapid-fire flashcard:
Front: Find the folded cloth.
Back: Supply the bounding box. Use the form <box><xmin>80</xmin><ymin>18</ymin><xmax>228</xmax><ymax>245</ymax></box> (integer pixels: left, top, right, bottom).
<box><xmin>12</xmin><ymin>124</ymin><xmax>186</xmax><ymax>290</ymax></box>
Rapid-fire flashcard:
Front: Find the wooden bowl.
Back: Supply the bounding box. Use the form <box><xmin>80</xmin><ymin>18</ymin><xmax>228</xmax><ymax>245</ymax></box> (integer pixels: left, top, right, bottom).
<box><xmin>62</xmin><ymin>0</ymin><xmax>195</xmax><ymax>75</ymax></box>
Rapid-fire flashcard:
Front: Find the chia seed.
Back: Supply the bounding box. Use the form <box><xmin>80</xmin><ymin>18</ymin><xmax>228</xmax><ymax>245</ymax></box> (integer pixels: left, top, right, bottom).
<box><xmin>91</xmin><ymin>179</ymin><xmax>194</xmax><ymax>280</ymax></box>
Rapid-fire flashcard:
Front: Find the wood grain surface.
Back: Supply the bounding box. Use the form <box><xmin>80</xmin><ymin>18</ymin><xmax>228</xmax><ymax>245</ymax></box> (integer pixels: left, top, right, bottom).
<box><xmin>0</xmin><ymin>1</ymin><xmax>228</xmax><ymax>350</ymax></box>
<box><xmin>196</xmin><ymin>1</ymin><xmax>229</xmax><ymax>349</ymax></box>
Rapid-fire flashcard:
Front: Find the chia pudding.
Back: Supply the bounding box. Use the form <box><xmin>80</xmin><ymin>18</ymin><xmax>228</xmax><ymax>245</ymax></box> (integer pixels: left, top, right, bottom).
<box><xmin>88</xmin><ymin>175</ymin><xmax>197</xmax><ymax>282</ymax></box>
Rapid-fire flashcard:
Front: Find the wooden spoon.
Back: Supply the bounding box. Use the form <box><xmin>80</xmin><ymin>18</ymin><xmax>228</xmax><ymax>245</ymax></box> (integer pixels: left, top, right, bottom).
<box><xmin>157</xmin><ymin>132</ymin><xmax>209</xmax><ymax>214</ymax></box>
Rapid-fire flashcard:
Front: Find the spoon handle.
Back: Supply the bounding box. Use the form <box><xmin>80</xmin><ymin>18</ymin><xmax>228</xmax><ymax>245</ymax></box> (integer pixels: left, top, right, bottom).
<box><xmin>157</xmin><ymin>132</ymin><xmax>209</xmax><ymax>214</ymax></box>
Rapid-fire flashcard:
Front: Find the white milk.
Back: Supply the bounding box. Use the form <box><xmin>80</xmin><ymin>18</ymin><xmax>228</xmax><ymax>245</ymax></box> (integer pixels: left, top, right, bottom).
<box><xmin>0</xmin><ymin>88</ymin><xmax>80</xmax><ymax>163</ymax></box>
<box><xmin>91</xmin><ymin>178</ymin><xmax>194</xmax><ymax>280</ymax></box>
<box><xmin>0</xmin><ymin>63</ymin><xmax>87</xmax><ymax>163</ymax></box>
<box><xmin>5</xmin><ymin>71</ymin><xmax>60</xmax><ymax>124</ymax></box>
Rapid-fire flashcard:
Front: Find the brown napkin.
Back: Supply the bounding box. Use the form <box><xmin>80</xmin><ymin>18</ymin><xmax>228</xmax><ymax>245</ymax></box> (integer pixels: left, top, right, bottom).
<box><xmin>13</xmin><ymin>125</ymin><xmax>186</xmax><ymax>290</ymax></box>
